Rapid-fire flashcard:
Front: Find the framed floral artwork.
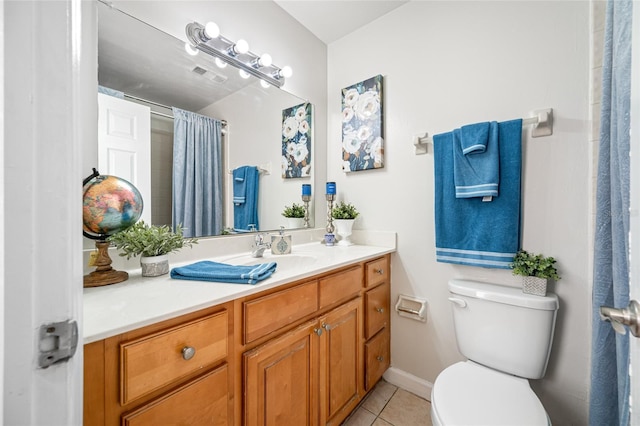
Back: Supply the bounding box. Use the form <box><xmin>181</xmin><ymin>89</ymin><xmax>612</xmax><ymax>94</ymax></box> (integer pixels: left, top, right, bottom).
<box><xmin>341</xmin><ymin>74</ymin><xmax>384</xmax><ymax>172</ymax></box>
<box><xmin>282</xmin><ymin>102</ymin><xmax>312</xmax><ymax>179</ymax></box>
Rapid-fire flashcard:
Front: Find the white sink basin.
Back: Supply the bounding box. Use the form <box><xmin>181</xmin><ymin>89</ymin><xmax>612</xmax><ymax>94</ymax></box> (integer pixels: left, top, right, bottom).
<box><xmin>220</xmin><ymin>252</ymin><xmax>319</xmax><ymax>270</ymax></box>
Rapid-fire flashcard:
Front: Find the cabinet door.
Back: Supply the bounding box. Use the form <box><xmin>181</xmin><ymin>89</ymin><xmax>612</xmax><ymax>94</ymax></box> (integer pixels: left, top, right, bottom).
<box><xmin>244</xmin><ymin>319</ymin><xmax>319</xmax><ymax>426</ymax></box>
<box><xmin>319</xmin><ymin>298</ymin><xmax>363</xmax><ymax>426</ymax></box>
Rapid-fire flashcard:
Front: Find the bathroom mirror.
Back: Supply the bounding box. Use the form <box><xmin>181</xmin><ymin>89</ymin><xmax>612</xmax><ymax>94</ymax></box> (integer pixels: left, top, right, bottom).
<box><xmin>96</xmin><ymin>1</ymin><xmax>314</xmax><ymax>236</ymax></box>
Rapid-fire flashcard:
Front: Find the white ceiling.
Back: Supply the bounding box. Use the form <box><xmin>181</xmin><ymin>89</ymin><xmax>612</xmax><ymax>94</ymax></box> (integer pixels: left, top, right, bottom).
<box><xmin>273</xmin><ymin>0</ymin><xmax>408</xmax><ymax>44</ymax></box>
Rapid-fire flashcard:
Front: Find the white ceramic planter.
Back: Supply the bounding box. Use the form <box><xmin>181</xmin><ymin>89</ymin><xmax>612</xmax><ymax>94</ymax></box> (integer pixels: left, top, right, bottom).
<box><xmin>140</xmin><ymin>254</ymin><xmax>170</xmax><ymax>277</ymax></box>
<box><xmin>334</xmin><ymin>219</ymin><xmax>355</xmax><ymax>246</ymax></box>
<box><xmin>286</xmin><ymin>217</ymin><xmax>305</xmax><ymax>229</ymax></box>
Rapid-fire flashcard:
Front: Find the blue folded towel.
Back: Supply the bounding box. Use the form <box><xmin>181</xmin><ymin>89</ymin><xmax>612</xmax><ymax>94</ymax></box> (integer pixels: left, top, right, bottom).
<box><xmin>453</xmin><ymin>121</ymin><xmax>500</xmax><ymax>198</ymax></box>
<box><xmin>170</xmin><ymin>260</ymin><xmax>277</xmax><ymax>284</ymax></box>
<box><xmin>233</xmin><ymin>167</ymin><xmax>247</xmax><ymax>205</ymax></box>
<box><xmin>433</xmin><ymin>119</ymin><xmax>522</xmax><ymax>269</ymax></box>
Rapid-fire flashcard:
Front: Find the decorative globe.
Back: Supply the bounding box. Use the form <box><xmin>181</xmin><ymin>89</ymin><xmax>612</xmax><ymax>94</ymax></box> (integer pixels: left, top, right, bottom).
<box><xmin>82</xmin><ymin>174</ymin><xmax>143</xmax><ymax>239</ymax></box>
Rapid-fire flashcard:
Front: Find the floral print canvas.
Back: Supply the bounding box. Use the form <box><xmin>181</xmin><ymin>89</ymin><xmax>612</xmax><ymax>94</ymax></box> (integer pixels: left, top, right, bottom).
<box><xmin>341</xmin><ymin>75</ymin><xmax>384</xmax><ymax>172</ymax></box>
<box><xmin>282</xmin><ymin>102</ymin><xmax>312</xmax><ymax>179</ymax></box>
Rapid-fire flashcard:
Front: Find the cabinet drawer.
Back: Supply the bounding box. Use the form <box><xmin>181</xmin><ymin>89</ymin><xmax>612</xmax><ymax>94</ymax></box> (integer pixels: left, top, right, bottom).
<box><xmin>122</xmin><ymin>365</ymin><xmax>229</xmax><ymax>426</ymax></box>
<box><xmin>365</xmin><ymin>282</ymin><xmax>390</xmax><ymax>339</ymax></box>
<box><xmin>319</xmin><ymin>266</ymin><xmax>362</xmax><ymax>309</ymax></box>
<box><xmin>244</xmin><ymin>280</ymin><xmax>318</xmax><ymax>344</ymax></box>
<box><xmin>120</xmin><ymin>310</ymin><xmax>228</xmax><ymax>405</ymax></box>
<box><xmin>365</xmin><ymin>329</ymin><xmax>390</xmax><ymax>391</ymax></box>
<box><xmin>365</xmin><ymin>257</ymin><xmax>389</xmax><ymax>288</ymax></box>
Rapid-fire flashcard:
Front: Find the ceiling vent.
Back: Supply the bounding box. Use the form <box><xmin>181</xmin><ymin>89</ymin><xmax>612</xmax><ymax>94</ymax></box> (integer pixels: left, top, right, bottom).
<box><xmin>191</xmin><ymin>66</ymin><xmax>228</xmax><ymax>84</ymax></box>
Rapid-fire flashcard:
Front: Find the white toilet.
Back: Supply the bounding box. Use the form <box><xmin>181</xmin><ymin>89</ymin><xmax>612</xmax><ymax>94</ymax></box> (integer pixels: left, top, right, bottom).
<box><xmin>431</xmin><ymin>279</ymin><xmax>559</xmax><ymax>426</ymax></box>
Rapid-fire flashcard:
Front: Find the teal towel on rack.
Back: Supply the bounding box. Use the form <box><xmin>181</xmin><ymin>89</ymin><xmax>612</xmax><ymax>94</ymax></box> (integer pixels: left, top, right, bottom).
<box><xmin>453</xmin><ymin>121</ymin><xmax>500</xmax><ymax>198</ymax></box>
<box><xmin>233</xmin><ymin>166</ymin><xmax>260</xmax><ymax>231</ymax></box>
<box><xmin>433</xmin><ymin>119</ymin><xmax>522</xmax><ymax>269</ymax></box>
<box><xmin>170</xmin><ymin>260</ymin><xmax>277</xmax><ymax>284</ymax></box>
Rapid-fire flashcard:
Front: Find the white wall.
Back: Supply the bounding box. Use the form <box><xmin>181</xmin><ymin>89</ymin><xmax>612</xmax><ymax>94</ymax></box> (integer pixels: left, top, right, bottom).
<box><xmin>327</xmin><ymin>2</ymin><xmax>590</xmax><ymax>424</ymax></box>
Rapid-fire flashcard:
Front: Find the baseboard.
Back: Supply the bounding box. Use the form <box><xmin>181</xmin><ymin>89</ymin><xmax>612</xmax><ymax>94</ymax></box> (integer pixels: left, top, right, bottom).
<box><xmin>383</xmin><ymin>367</ymin><xmax>433</xmax><ymax>401</ymax></box>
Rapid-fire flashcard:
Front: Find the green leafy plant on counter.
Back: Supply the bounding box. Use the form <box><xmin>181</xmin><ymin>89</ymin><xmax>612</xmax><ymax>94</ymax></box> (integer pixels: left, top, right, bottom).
<box><xmin>108</xmin><ymin>221</ymin><xmax>198</xmax><ymax>259</ymax></box>
<box><xmin>282</xmin><ymin>203</ymin><xmax>306</xmax><ymax>218</ymax></box>
<box><xmin>331</xmin><ymin>201</ymin><xmax>359</xmax><ymax>220</ymax></box>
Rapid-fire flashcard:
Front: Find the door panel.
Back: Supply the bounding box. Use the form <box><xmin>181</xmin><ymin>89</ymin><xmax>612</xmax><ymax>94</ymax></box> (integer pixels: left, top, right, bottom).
<box><xmin>98</xmin><ymin>93</ymin><xmax>151</xmax><ymax>224</ymax></box>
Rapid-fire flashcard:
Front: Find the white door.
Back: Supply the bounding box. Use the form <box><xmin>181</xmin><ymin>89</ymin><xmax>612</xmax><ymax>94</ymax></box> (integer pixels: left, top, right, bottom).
<box><xmin>4</xmin><ymin>0</ymin><xmax>90</xmax><ymax>424</ymax></box>
<box><xmin>98</xmin><ymin>93</ymin><xmax>152</xmax><ymax>224</ymax></box>
<box><xmin>629</xmin><ymin>3</ymin><xmax>640</xmax><ymax>423</ymax></box>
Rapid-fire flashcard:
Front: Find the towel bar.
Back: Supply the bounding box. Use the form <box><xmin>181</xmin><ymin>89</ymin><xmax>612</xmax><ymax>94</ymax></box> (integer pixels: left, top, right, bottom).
<box><xmin>414</xmin><ymin>107</ymin><xmax>553</xmax><ymax>154</ymax></box>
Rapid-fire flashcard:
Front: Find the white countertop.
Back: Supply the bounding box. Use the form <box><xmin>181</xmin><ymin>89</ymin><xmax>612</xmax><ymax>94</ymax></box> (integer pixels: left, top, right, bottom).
<box><xmin>83</xmin><ymin>230</ymin><xmax>396</xmax><ymax>344</ymax></box>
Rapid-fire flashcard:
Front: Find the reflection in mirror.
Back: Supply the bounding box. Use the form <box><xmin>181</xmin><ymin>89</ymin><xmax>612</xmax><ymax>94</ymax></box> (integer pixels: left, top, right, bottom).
<box><xmin>97</xmin><ymin>1</ymin><xmax>314</xmax><ymax>237</ymax></box>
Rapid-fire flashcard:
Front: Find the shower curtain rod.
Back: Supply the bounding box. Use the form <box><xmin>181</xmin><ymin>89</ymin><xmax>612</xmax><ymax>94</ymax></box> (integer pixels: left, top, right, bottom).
<box><xmin>123</xmin><ymin>93</ymin><xmax>228</xmax><ymax>126</ymax></box>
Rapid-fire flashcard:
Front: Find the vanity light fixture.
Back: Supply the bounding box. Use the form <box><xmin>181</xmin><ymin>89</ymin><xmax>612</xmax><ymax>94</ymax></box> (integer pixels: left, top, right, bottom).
<box><xmin>184</xmin><ymin>42</ymin><xmax>199</xmax><ymax>56</ymax></box>
<box><xmin>260</xmin><ymin>80</ymin><xmax>271</xmax><ymax>89</ymax></box>
<box><xmin>214</xmin><ymin>58</ymin><xmax>227</xmax><ymax>69</ymax></box>
<box><xmin>185</xmin><ymin>21</ymin><xmax>291</xmax><ymax>88</ymax></box>
<box><xmin>239</xmin><ymin>69</ymin><xmax>251</xmax><ymax>79</ymax></box>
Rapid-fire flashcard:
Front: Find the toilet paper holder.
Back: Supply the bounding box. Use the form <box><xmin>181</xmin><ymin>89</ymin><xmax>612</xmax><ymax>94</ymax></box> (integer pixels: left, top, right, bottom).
<box><xmin>395</xmin><ymin>294</ymin><xmax>427</xmax><ymax>322</ymax></box>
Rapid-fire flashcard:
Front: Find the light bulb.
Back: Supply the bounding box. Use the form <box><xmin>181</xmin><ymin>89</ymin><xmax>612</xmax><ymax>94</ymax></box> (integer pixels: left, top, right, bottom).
<box><xmin>239</xmin><ymin>69</ymin><xmax>251</xmax><ymax>79</ymax></box>
<box><xmin>234</xmin><ymin>39</ymin><xmax>249</xmax><ymax>54</ymax></box>
<box><xmin>215</xmin><ymin>58</ymin><xmax>227</xmax><ymax>69</ymax></box>
<box><xmin>280</xmin><ymin>66</ymin><xmax>293</xmax><ymax>78</ymax></box>
<box><xmin>204</xmin><ymin>22</ymin><xmax>220</xmax><ymax>39</ymax></box>
<box><xmin>260</xmin><ymin>80</ymin><xmax>271</xmax><ymax>89</ymax></box>
<box><xmin>259</xmin><ymin>53</ymin><xmax>272</xmax><ymax>67</ymax></box>
<box><xmin>184</xmin><ymin>42</ymin><xmax>199</xmax><ymax>56</ymax></box>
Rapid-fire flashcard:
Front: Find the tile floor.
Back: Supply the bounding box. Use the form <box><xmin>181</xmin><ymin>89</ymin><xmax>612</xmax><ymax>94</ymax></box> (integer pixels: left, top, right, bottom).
<box><xmin>341</xmin><ymin>380</ymin><xmax>433</xmax><ymax>426</ymax></box>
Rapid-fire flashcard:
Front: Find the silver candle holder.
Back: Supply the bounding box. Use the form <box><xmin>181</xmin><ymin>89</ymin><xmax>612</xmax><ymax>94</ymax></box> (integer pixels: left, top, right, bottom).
<box><xmin>326</xmin><ymin>193</ymin><xmax>335</xmax><ymax>234</ymax></box>
<box><xmin>302</xmin><ymin>194</ymin><xmax>311</xmax><ymax>228</ymax></box>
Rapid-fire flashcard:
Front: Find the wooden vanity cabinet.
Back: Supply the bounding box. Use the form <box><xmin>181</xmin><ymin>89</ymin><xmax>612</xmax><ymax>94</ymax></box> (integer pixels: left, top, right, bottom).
<box><xmin>83</xmin><ymin>303</ymin><xmax>234</xmax><ymax>426</ymax></box>
<box><xmin>84</xmin><ymin>254</ymin><xmax>391</xmax><ymax>426</ymax></box>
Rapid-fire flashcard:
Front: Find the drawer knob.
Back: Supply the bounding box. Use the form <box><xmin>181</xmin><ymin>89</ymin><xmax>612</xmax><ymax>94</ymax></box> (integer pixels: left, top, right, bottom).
<box><xmin>377</xmin><ymin>355</ymin><xmax>384</xmax><ymax>362</ymax></box>
<box><xmin>313</xmin><ymin>328</ymin><xmax>323</xmax><ymax>336</ymax></box>
<box><xmin>181</xmin><ymin>346</ymin><xmax>196</xmax><ymax>360</ymax></box>
<box><xmin>375</xmin><ymin>307</ymin><xmax>385</xmax><ymax>313</ymax></box>
<box><xmin>374</xmin><ymin>268</ymin><xmax>384</xmax><ymax>275</ymax></box>
<box><xmin>322</xmin><ymin>323</ymin><xmax>332</xmax><ymax>331</ymax></box>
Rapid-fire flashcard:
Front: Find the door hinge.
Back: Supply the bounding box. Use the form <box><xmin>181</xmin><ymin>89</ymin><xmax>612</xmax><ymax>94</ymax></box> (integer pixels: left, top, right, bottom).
<box><xmin>38</xmin><ymin>320</ymin><xmax>78</xmax><ymax>369</ymax></box>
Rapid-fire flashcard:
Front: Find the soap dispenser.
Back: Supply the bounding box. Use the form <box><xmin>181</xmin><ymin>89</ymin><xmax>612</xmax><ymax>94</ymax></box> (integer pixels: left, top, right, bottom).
<box><xmin>271</xmin><ymin>226</ymin><xmax>292</xmax><ymax>255</ymax></box>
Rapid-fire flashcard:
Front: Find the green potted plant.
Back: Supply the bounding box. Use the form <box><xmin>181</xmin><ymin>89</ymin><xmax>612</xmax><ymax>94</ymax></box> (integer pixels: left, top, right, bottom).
<box><xmin>108</xmin><ymin>221</ymin><xmax>198</xmax><ymax>277</ymax></box>
<box><xmin>510</xmin><ymin>250</ymin><xmax>560</xmax><ymax>296</ymax></box>
<box><xmin>282</xmin><ymin>203</ymin><xmax>306</xmax><ymax>229</ymax></box>
<box><xmin>331</xmin><ymin>201</ymin><xmax>359</xmax><ymax>246</ymax></box>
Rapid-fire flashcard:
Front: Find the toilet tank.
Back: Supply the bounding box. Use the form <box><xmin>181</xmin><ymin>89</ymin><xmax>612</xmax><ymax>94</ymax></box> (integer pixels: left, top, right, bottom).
<box><xmin>448</xmin><ymin>279</ymin><xmax>559</xmax><ymax>379</ymax></box>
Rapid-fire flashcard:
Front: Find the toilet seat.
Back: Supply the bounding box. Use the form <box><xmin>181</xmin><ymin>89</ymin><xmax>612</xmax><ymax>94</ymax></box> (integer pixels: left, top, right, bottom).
<box><xmin>431</xmin><ymin>361</ymin><xmax>550</xmax><ymax>426</ymax></box>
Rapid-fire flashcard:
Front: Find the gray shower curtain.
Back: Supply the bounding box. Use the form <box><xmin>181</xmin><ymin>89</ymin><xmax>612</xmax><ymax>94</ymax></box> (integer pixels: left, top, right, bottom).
<box><xmin>172</xmin><ymin>108</ymin><xmax>223</xmax><ymax>238</ymax></box>
<box><xmin>589</xmin><ymin>0</ymin><xmax>632</xmax><ymax>424</ymax></box>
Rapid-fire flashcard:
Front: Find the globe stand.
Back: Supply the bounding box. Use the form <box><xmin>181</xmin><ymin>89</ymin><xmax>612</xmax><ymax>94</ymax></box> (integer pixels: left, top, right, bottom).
<box><xmin>83</xmin><ymin>240</ymin><xmax>128</xmax><ymax>288</ymax></box>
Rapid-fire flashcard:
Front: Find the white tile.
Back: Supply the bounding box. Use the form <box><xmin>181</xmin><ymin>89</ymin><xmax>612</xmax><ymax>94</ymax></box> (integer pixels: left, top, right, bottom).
<box><xmin>379</xmin><ymin>389</ymin><xmax>431</xmax><ymax>426</ymax></box>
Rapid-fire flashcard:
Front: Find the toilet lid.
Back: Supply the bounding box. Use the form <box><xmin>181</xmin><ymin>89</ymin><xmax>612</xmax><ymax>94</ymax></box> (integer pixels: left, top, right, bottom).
<box><xmin>432</xmin><ymin>361</ymin><xmax>549</xmax><ymax>426</ymax></box>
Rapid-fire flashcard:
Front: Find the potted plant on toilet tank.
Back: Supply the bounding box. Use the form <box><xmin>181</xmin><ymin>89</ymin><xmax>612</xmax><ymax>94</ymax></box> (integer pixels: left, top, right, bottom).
<box><xmin>510</xmin><ymin>250</ymin><xmax>560</xmax><ymax>296</ymax></box>
<box><xmin>331</xmin><ymin>201</ymin><xmax>359</xmax><ymax>246</ymax></box>
<box><xmin>108</xmin><ymin>221</ymin><xmax>197</xmax><ymax>277</ymax></box>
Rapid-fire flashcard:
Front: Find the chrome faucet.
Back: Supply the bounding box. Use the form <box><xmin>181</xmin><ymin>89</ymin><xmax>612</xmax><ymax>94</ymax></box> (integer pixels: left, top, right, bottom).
<box><xmin>251</xmin><ymin>233</ymin><xmax>271</xmax><ymax>258</ymax></box>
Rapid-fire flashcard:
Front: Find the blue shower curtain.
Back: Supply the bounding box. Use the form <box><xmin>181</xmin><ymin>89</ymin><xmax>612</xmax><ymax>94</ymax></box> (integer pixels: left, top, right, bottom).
<box><xmin>590</xmin><ymin>1</ymin><xmax>632</xmax><ymax>424</ymax></box>
<box><xmin>172</xmin><ymin>108</ymin><xmax>223</xmax><ymax>238</ymax></box>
